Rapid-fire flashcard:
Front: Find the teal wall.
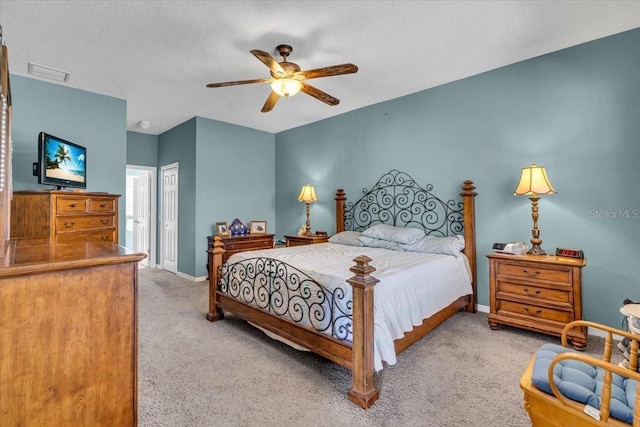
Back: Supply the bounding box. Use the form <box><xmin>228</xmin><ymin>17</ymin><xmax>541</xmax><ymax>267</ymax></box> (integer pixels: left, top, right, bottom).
<box><xmin>10</xmin><ymin>75</ymin><xmax>128</xmax><ymax>242</ymax></box>
<box><xmin>275</xmin><ymin>28</ymin><xmax>640</xmax><ymax>328</ymax></box>
<box><xmin>158</xmin><ymin>119</ymin><xmax>198</xmax><ymax>275</ymax></box>
<box><xmin>156</xmin><ymin>117</ymin><xmax>275</xmax><ymax>278</ymax></box>
<box><xmin>194</xmin><ymin>117</ymin><xmax>275</xmax><ymax>277</ymax></box>
<box><xmin>127</xmin><ymin>131</ymin><xmax>158</xmax><ymax>167</ymax></box>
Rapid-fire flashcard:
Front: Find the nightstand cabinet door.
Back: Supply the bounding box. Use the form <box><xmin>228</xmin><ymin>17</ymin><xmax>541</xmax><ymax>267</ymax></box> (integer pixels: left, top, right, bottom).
<box><xmin>487</xmin><ymin>253</ymin><xmax>587</xmax><ymax>350</ymax></box>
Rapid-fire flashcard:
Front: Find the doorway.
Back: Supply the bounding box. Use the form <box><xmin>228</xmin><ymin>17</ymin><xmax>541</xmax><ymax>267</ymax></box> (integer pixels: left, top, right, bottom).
<box><xmin>125</xmin><ymin>165</ymin><xmax>156</xmax><ymax>267</ymax></box>
<box><xmin>160</xmin><ymin>162</ymin><xmax>179</xmax><ymax>274</ymax></box>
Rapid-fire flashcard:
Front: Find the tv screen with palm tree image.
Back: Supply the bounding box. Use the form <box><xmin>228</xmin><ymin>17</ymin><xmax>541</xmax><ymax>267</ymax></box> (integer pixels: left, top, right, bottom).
<box><xmin>36</xmin><ymin>132</ymin><xmax>87</xmax><ymax>189</ymax></box>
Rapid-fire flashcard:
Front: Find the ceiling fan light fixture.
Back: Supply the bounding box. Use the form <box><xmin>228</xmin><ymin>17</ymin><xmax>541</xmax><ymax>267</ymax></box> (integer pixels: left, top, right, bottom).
<box><xmin>271</xmin><ymin>78</ymin><xmax>302</xmax><ymax>97</ymax></box>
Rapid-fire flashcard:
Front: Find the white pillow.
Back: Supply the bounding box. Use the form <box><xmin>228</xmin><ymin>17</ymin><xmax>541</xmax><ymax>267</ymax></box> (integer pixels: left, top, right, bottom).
<box><xmin>358</xmin><ymin>236</ymin><xmax>404</xmax><ymax>251</ymax></box>
<box><xmin>362</xmin><ymin>224</ymin><xmax>424</xmax><ymax>245</ymax></box>
<box><xmin>328</xmin><ymin>231</ymin><xmax>364</xmax><ymax>246</ymax></box>
<box><xmin>400</xmin><ymin>235</ymin><xmax>465</xmax><ymax>257</ymax></box>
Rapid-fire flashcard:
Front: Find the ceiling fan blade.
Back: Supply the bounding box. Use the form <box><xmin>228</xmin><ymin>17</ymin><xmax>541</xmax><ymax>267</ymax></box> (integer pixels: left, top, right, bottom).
<box><xmin>261</xmin><ymin>91</ymin><xmax>280</xmax><ymax>113</ymax></box>
<box><xmin>251</xmin><ymin>49</ymin><xmax>285</xmax><ymax>77</ymax></box>
<box><xmin>295</xmin><ymin>63</ymin><xmax>358</xmax><ymax>80</ymax></box>
<box><xmin>206</xmin><ymin>77</ymin><xmax>272</xmax><ymax>88</ymax></box>
<box><xmin>300</xmin><ymin>83</ymin><xmax>340</xmax><ymax>106</ymax></box>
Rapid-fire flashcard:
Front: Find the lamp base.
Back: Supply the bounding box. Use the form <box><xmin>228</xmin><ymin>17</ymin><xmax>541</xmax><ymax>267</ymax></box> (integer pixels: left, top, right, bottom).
<box><xmin>527</xmin><ymin>244</ymin><xmax>546</xmax><ymax>256</ymax></box>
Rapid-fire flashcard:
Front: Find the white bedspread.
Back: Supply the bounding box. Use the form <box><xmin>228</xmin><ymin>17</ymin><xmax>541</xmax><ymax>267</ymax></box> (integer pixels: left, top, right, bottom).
<box><xmin>226</xmin><ymin>242</ymin><xmax>472</xmax><ymax>371</ymax></box>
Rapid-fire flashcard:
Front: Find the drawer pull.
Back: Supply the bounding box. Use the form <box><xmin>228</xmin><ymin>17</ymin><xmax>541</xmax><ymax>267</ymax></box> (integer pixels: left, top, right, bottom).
<box><xmin>70</xmin><ymin>203</ymin><xmax>77</xmax><ymax>208</ymax></box>
<box><xmin>522</xmin><ymin>268</ymin><xmax>541</xmax><ymax>275</ymax></box>
<box><xmin>524</xmin><ymin>307</ymin><xmax>542</xmax><ymax>316</ymax></box>
<box><xmin>100</xmin><ymin>236</ymin><xmax>109</xmax><ymax>241</ymax></box>
<box><xmin>100</xmin><ymin>203</ymin><xmax>107</xmax><ymax>208</ymax></box>
<box><xmin>522</xmin><ymin>287</ymin><xmax>541</xmax><ymax>296</ymax></box>
<box><xmin>101</xmin><ymin>219</ymin><xmax>110</xmax><ymax>225</ymax></box>
<box><xmin>63</xmin><ymin>221</ymin><xmax>75</xmax><ymax>228</ymax></box>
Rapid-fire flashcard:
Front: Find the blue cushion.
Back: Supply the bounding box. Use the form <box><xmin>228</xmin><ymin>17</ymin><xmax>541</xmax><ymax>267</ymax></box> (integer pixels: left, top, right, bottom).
<box><xmin>531</xmin><ymin>343</ymin><xmax>637</xmax><ymax>424</ymax></box>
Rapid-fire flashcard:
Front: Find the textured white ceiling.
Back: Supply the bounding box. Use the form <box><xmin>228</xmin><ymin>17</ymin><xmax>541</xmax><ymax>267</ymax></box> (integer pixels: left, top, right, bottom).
<box><xmin>2</xmin><ymin>1</ymin><xmax>639</xmax><ymax>135</ymax></box>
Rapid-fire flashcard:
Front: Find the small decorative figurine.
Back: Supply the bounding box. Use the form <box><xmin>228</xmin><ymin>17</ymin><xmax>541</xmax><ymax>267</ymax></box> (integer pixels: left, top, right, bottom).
<box><xmin>229</xmin><ymin>218</ymin><xmax>249</xmax><ymax>235</ymax></box>
<box><xmin>298</xmin><ymin>224</ymin><xmax>307</xmax><ymax>236</ymax></box>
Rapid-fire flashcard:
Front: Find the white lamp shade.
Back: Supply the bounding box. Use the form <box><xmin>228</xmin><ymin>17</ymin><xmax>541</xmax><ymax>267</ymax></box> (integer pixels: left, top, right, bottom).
<box><xmin>514</xmin><ymin>164</ymin><xmax>556</xmax><ymax>196</ymax></box>
<box><xmin>297</xmin><ymin>184</ymin><xmax>317</xmax><ymax>203</ymax></box>
<box><xmin>271</xmin><ymin>78</ymin><xmax>302</xmax><ymax>97</ymax></box>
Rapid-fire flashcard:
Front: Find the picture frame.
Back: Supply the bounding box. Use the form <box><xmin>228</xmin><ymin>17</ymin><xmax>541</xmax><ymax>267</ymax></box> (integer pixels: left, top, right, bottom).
<box><xmin>250</xmin><ymin>220</ymin><xmax>267</xmax><ymax>234</ymax></box>
<box><xmin>216</xmin><ymin>221</ymin><xmax>229</xmax><ymax>235</ymax></box>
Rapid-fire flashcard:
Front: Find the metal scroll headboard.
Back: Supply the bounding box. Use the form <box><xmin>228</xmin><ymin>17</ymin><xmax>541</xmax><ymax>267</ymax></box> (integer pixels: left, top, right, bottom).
<box><xmin>343</xmin><ymin>169</ymin><xmax>464</xmax><ymax>236</ymax></box>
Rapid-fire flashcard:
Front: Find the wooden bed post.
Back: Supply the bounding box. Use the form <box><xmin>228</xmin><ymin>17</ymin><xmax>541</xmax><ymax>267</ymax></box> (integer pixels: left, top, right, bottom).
<box><xmin>346</xmin><ymin>255</ymin><xmax>380</xmax><ymax>408</ymax></box>
<box><xmin>335</xmin><ymin>189</ymin><xmax>346</xmax><ymax>233</ymax></box>
<box><xmin>206</xmin><ymin>235</ymin><xmax>225</xmax><ymax>322</ymax></box>
<box><xmin>460</xmin><ymin>180</ymin><xmax>477</xmax><ymax>313</ymax></box>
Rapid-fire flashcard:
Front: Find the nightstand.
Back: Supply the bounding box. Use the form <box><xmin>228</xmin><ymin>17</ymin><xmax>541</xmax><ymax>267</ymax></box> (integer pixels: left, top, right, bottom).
<box><xmin>486</xmin><ymin>252</ymin><xmax>587</xmax><ymax>350</ymax></box>
<box><xmin>285</xmin><ymin>234</ymin><xmax>329</xmax><ymax>247</ymax></box>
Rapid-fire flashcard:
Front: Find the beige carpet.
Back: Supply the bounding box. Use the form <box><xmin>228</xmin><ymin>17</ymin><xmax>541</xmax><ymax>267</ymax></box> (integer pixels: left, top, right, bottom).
<box><xmin>137</xmin><ymin>268</ymin><xmax>612</xmax><ymax>427</ymax></box>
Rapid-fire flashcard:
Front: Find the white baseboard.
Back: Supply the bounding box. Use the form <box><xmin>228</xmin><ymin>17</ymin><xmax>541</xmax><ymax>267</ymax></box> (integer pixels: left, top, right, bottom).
<box><xmin>175</xmin><ymin>271</ymin><xmax>208</xmax><ymax>282</ymax></box>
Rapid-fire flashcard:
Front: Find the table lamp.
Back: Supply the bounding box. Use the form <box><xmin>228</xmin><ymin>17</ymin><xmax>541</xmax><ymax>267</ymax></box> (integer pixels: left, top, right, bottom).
<box><xmin>297</xmin><ymin>184</ymin><xmax>317</xmax><ymax>235</ymax></box>
<box><xmin>514</xmin><ymin>164</ymin><xmax>556</xmax><ymax>255</ymax></box>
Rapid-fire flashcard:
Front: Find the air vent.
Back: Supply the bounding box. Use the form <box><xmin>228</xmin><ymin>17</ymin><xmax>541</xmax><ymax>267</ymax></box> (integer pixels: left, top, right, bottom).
<box><xmin>28</xmin><ymin>62</ymin><xmax>70</xmax><ymax>82</ymax></box>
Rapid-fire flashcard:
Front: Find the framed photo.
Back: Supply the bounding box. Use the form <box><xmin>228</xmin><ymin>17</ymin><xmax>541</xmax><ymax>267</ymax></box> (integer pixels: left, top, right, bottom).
<box><xmin>250</xmin><ymin>220</ymin><xmax>267</xmax><ymax>234</ymax></box>
<box><xmin>216</xmin><ymin>221</ymin><xmax>229</xmax><ymax>235</ymax></box>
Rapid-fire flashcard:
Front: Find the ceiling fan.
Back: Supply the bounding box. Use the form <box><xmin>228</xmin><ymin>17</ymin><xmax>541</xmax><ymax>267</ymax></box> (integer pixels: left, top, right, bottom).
<box><xmin>206</xmin><ymin>44</ymin><xmax>358</xmax><ymax>113</ymax></box>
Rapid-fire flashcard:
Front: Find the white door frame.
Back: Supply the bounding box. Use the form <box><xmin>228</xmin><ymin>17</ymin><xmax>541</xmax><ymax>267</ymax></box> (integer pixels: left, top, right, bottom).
<box><xmin>126</xmin><ymin>164</ymin><xmax>157</xmax><ymax>267</ymax></box>
<box><xmin>160</xmin><ymin>162</ymin><xmax>179</xmax><ymax>273</ymax></box>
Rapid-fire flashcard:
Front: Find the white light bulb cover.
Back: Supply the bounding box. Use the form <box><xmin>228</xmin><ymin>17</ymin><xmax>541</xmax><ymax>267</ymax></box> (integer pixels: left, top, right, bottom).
<box><xmin>271</xmin><ymin>79</ymin><xmax>302</xmax><ymax>97</ymax></box>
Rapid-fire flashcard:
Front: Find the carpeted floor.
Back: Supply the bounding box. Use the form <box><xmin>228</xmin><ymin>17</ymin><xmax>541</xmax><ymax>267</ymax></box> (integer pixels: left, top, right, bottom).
<box><xmin>137</xmin><ymin>268</ymin><xmax>611</xmax><ymax>427</ymax></box>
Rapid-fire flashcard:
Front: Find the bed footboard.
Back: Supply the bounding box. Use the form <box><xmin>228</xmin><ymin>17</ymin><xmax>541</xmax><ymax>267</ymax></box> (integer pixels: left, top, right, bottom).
<box><xmin>207</xmin><ymin>240</ymin><xmax>380</xmax><ymax>408</ymax></box>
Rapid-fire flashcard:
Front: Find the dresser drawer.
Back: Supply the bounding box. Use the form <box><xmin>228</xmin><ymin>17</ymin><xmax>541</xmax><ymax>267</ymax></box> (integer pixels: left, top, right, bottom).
<box><xmin>57</xmin><ymin>231</ymin><xmax>115</xmax><ymax>243</ymax></box>
<box><xmin>224</xmin><ymin>238</ymin><xmax>272</xmax><ymax>251</ymax></box>
<box><xmin>89</xmin><ymin>198</ymin><xmax>116</xmax><ymax>213</ymax></box>
<box><xmin>56</xmin><ymin>197</ymin><xmax>89</xmax><ymax>213</ymax></box>
<box><xmin>56</xmin><ymin>215</ymin><xmax>115</xmax><ymax>232</ymax></box>
<box><xmin>496</xmin><ymin>281</ymin><xmax>572</xmax><ymax>304</ymax></box>
<box><xmin>496</xmin><ymin>300</ymin><xmax>572</xmax><ymax>324</ymax></box>
<box><xmin>496</xmin><ymin>262</ymin><xmax>571</xmax><ymax>283</ymax></box>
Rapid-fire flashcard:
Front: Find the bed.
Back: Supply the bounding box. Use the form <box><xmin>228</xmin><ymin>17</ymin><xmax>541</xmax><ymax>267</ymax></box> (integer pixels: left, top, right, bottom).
<box><xmin>207</xmin><ymin>169</ymin><xmax>478</xmax><ymax>408</ymax></box>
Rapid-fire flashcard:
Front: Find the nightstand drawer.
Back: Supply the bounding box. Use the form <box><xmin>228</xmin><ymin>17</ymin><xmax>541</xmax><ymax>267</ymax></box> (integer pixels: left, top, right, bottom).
<box><xmin>225</xmin><ymin>239</ymin><xmax>272</xmax><ymax>251</ymax></box>
<box><xmin>496</xmin><ymin>281</ymin><xmax>572</xmax><ymax>304</ymax></box>
<box><xmin>496</xmin><ymin>262</ymin><xmax>570</xmax><ymax>283</ymax></box>
<box><xmin>497</xmin><ymin>300</ymin><xmax>572</xmax><ymax>324</ymax></box>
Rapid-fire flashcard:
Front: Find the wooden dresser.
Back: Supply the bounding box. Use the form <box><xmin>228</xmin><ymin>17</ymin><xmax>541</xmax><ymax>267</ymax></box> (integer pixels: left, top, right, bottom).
<box><xmin>487</xmin><ymin>252</ymin><xmax>587</xmax><ymax>350</ymax></box>
<box><xmin>208</xmin><ymin>233</ymin><xmax>274</xmax><ymax>263</ymax></box>
<box><xmin>11</xmin><ymin>190</ymin><xmax>119</xmax><ymax>243</ymax></box>
<box><xmin>0</xmin><ymin>237</ymin><xmax>146</xmax><ymax>425</ymax></box>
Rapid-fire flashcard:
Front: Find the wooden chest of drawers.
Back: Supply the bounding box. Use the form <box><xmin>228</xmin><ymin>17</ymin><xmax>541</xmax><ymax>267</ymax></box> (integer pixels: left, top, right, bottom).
<box><xmin>208</xmin><ymin>233</ymin><xmax>275</xmax><ymax>263</ymax></box>
<box><xmin>11</xmin><ymin>191</ymin><xmax>119</xmax><ymax>243</ymax></box>
<box><xmin>487</xmin><ymin>253</ymin><xmax>587</xmax><ymax>350</ymax></box>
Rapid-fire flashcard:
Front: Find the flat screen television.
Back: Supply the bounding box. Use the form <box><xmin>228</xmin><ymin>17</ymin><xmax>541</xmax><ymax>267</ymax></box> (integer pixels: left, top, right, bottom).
<box><xmin>35</xmin><ymin>132</ymin><xmax>87</xmax><ymax>190</ymax></box>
